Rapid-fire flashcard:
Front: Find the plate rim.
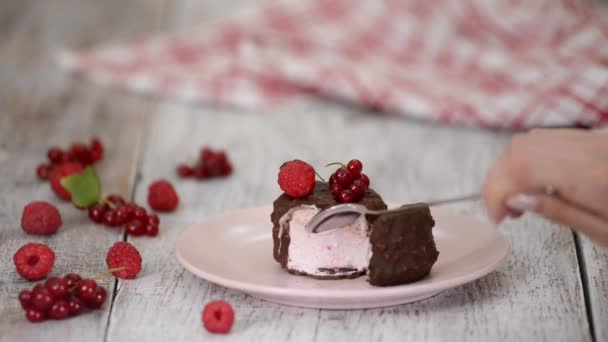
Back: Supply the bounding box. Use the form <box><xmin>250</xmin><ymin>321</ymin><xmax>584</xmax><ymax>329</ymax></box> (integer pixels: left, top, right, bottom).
<box><xmin>175</xmin><ymin>205</ymin><xmax>510</xmax><ymax>298</ymax></box>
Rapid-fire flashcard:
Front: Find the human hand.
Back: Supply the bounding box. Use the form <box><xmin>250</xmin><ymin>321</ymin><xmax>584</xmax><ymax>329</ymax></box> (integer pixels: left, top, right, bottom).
<box><xmin>482</xmin><ymin>128</ymin><xmax>608</xmax><ymax>245</ymax></box>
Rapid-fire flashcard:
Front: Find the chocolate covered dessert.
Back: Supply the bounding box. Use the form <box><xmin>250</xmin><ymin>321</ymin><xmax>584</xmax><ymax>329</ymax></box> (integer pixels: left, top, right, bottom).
<box><xmin>272</xmin><ymin>160</ymin><xmax>439</xmax><ymax>287</ymax></box>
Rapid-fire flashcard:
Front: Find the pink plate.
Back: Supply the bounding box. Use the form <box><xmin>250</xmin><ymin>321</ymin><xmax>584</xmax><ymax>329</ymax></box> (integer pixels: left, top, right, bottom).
<box><xmin>176</xmin><ymin>206</ymin><xmax>509</xmax><ymax>309</ymax></box>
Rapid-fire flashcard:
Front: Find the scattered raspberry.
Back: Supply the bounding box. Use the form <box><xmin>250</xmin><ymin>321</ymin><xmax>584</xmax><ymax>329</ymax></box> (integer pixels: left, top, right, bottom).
<box><xmin>147</xmin><ymin>179</ymin><xmax>179</xmax><ymax>212</ymax></box>
<box><xmin>13</xmin><ymin>243</ymin><xmax>55</xmax><ymax>281</ymax></box>
<box><xmin>49</xmin><ymin>162</ymin><xmax>84</xmax><ymax>201</ymax></box>
<box><xmin>278</xmin><ymin>160</ymin><xmax>316</xmax><ymax>199</ymax></box>
<box><xmin>21</xmin><ymin>201</ymin><xmax>62</xmax><ymax>235</ymax></box>
<box><xmin>106</xmin><ymin>242</ymin><xmax>142</xmax><ymax>279</ymax></box>
<box><xmin>202</xmin><ymin>301</ymin><xmax>235</xmax><ymax>334</ymax></box>
<box><xmin>328</xmin><ymin>159</ymin><xmax>369</xmax><ymax>203</ymax></box>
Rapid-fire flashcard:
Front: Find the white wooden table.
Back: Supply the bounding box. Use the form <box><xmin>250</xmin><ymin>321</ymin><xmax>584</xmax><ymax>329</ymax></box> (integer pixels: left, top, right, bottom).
<box><xmin>0</xmin><ymin>1</ymin><xmax>606</xmax><ymax>341</ymax></box>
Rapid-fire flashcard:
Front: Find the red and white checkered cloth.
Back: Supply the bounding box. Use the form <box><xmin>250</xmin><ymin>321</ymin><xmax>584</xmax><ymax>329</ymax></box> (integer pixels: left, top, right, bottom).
<box><xmin>57</xmin><ymin>0</ymin><xmax>608</xmax><ymax>129</ymax></box>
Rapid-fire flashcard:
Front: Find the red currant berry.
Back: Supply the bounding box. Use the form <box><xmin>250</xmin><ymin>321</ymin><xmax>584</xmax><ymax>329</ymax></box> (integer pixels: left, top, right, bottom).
<box><xmin>207</xmin><ymin>160</ymin><xmax>224</xmax><ymax>177</ymax></box>
<box><xmin>177</xmin><ymin>164</ymin><xmax>194</xmax><ymax>178</ymax></box>
<box><xmin>32</xmin><ymin>287</ymin><xmax>55</xmax><ymax>311</ymax></box>
<box><xmin>147</xmin><ymin>214</ymin><xmax>160</xmax><ymax>226</ymax></box>
<box><xmin>133</xmin><ymin>207</ymin><xmax>148</xmax><ymax>223</ymax></box>
<box><xmin>124</xmin><ymin>203</ymin><xmax>138</xmax><ymax>220</ymax></box>
<box><xmin>88</xmin><ymin>204</ymin><xmax>106</xmax><ymax>223</ymax></box>
<box><xmin>194</xmin><ymin>165</ymin><xmax>210</xmax><ymax>179</ymax></box>
<box><xmin>67</xmin><ymin>296</ymin><xmax>84</xmax><ymax>316</ymax></box>
<box><xmin>349</xmin><ymin>183</ymin><xmax>365</xmax><ymax>200</ymax></box>
<box><xmin>220</xmin><ymin>162</ymin><xmax>233</xmax><ymax>176</ymax></box>
<box><xmin>49</xmin><ymin>300</ymin><xmax>69</xmax><ymax>320</ymax></box>
<box><xmin>19</xmin><ymin>290</ymin><xmax>34</xmax><ymax>310</ymax></box>
<box><xmin>63</xmin><ymin>273</ymin><xmax>82</xmax><ymax>288</ymax></box>
<box><xmin>335</xmin><ymin>168</ymin><xmax>353</xmax><ymax>187</ymax></box>
<box><xmin>26</xmin><ymin>309</ymin><xmax>46</xmax><ymax>323</ymax></box>
<box><xmin>145</xmin><ymin>224</ymin><xmax>159</xmax><ymax>237</ymax></box>
<box><xmin>107</xmin><ymin>194</ymin><xmax>127</xmax><ymax>207</ymax></box>
<box><xmin>64</xmin><ymin>150</ymin><xmax>77</xmax><ymax>162</ymax></box>
<box><xmin>329</xmin><ymin>174</ymin><xmax>337</xmax><ymax>185</ymax></box>
<box><xmin>352</xmin><ymin>179</ymin><xmax>367</xmax><ymax>192</ymax></box>
<box><xmin>76</xmin><ymin>279</ymin><xmax>97</xmax><ymax>303</ymax></box>
<box><xmin>359</xmin><ymin>173</ymin><xmax>370</xmax><ymax>187</ymax></box>
<box><xmin>125</xmin><ymin>220</ymin><xmax>145</xmax><ymax>236</ymax></box>
<box><xmin>330</xmin><ymin>183</ymin><xmax>343</xmax><ymax>197</ymax></box>
<box><xmin>87</xmin><ymin>287</ymin><xmax>107</xmax><ymax>309</ymax></box>
<box><xmin>36</xmin><ymin>164</ymin><xmax>52</xmax><ymax>180</ymax></box>
<box><xmin>346</xmin><ymin>159</ymin><xmax>363</xmax><ymax>178</ymax></box>
<box><xmin>115</xmin><ymin>207</ymin><xmax>129</xmax><ymax>225</ymax></box>
<box><xmin>104</xmin><ymin>210</ymin><xmax>119</xmax><ymax>227</ymax></box>
<box><xmin>45</xmin><ymin>277</ymin><xmax>69</xmax><ymax>299</ymax></box>
<box><xmin>338</xmin><ymin>189</ymin><xmax>355</xmax><ymax>203</ymax></box>
<box><xmin>70</xmin><ymin>143</ymin><xmax>94</xmax><ymax>165</ymax></box>
<box><xmin>47</xmin><ymin>147</ymin><xmax>64</xmax><ymax>164</ymax></box>
<box><xmin>32</xmin><ymin>284</ymin><xmax>45</xmax><ymax>293</ymax></box>
<box><xmin>215</xmin><ymin>152</ymin><xmax>232</xmax><ymax>176</ymax></box>
<box><xmin>90</xmin><ymin>137</ymin><xmax>104</xmax><ymax>162</ymax></box>
<box><xmin>201</xmin><ymin>147</ymin><xmax>214</xmax><ymax>162</ymax></box>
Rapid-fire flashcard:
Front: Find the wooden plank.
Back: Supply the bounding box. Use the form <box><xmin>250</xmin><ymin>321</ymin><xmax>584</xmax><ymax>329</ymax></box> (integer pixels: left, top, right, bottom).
<box><xmin>579</xmin><ymin>237</ymin><xmax>608</xmax><ymax>342</ymax></box>
<box><xmin>0</xmin><ymin>0</ymin><xmax>165</xmax><ymax>341</ymax></box>
<box><xmin>106</xmin><ymin>99</ymin><xmax>592</xmax><ymax>341</ymax></box>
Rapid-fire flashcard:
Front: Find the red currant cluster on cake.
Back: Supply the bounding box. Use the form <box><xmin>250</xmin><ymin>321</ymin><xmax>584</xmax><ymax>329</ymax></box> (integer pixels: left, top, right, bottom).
<box><xmin>328</xmin><ymin>159</ymin><xmax>370</xmax><ymax>203</ymax></box>
<box><xmin>177</xmin><ymin>146</ymin><xmax>233</xmax><ymax>180</ymax></box>
<box><xmin>18</xmin><ymin>274</ymin><xmax>107</xmax><ymax>322</ymax></box>
<box><xmin>88</xmin><ymin>195</ymin><xmax>160</xmax><ymax>237</ymax></box>
<box><xmin>36</xmin><ymin>138</ymin><xmax>104</xmax><ymax>180</ymax></box>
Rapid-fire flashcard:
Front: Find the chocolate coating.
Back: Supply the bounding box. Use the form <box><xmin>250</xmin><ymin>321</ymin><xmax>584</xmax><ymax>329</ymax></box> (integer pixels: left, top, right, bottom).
<box><xmin>368</xmin><ymin>204</ymin><xmax>439</xmax><ymax>286</ymax></box>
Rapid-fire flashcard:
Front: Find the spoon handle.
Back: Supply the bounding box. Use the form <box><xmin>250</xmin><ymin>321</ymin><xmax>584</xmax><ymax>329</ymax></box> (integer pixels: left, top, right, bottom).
<box><xmin>365</xmin><ymin>193</ymin><xmax>481</xmax><ymax>216</ymax></box>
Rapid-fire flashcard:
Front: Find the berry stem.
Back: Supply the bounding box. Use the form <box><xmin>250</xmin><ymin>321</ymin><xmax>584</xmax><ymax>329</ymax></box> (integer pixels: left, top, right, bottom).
<box><xmin>325</xmin><ymin>162</ymin><xmax>345</xmax><ymax>168</ymax></box>
<box><xmin>93</xmin><ymin>267</ymin><xmax>127</xmax><ymax>281</ymax></box>
<box><xmin>103</xmin><ymin>199</ymin><xmax>116</xmax><ymax>210</ymax></box>
<box><xmin>314</xmin><ymin>170</ymin><xmax>326</xmax><ymax>182</ymax></box>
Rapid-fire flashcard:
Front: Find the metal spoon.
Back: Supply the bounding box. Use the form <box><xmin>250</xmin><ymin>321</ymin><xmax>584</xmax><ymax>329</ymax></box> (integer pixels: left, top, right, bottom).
<box><xmin>304</xmin><ymin>193</ymin><xmax>481</xmax><ymax>233</ymax></box>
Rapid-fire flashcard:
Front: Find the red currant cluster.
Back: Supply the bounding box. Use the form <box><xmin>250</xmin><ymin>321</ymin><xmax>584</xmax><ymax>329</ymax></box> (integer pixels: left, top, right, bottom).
<box><xmin>36</xmin><ymin>138</ymin><xmax>104</xmax><ymax>180</ymax></box>
<box><xmin>88</xmin><ymin>195</ymin><xmax>159</xmax><ymax>237</ymax></box>
<box><xmin>177</xmin><ymin>147</ymin><xmax>233</xmax><ymax>180</ymax></box>
<box><xmin>329</xmin><ymin>159</ymin><xmax>371</xmax><ymax>203</ymax></box>
<box><xmin>18</xmin><ymin>274</ymin><xmax>106</xmax><ymax>322</ymax></box>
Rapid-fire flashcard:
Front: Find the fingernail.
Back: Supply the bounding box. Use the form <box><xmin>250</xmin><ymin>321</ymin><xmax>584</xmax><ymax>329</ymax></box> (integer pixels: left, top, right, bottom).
<box><xmin>506</xmin><ymin>194</ymin><xmax>538</xmax><ymax>212</ymax></box>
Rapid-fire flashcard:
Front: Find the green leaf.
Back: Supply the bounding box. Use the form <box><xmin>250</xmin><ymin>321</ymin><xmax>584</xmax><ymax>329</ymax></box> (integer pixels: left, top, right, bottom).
<box><xmin>60</xmin><ymin>166</ymin><xmax>101</xmax><ymax>208</ymax></box>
